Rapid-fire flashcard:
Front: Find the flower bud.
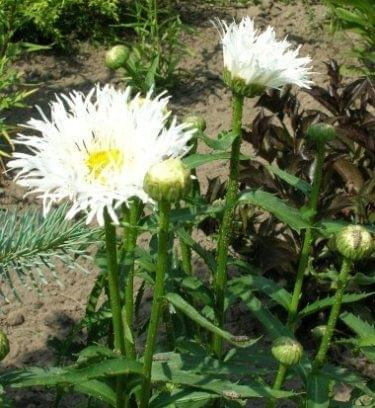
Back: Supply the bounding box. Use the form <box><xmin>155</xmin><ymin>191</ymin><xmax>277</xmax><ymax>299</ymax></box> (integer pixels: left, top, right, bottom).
<box><xmin>336</xmin><ymin>225</ymin><xmax>373</xmax><ymax>261</ymax></box>
<box><xmin>105</xmin><ymin>45</ymin><xmax>129</xmax><ymax>70</ymax></box>
<box><xmin>0</xmin><ymin>331</ymin><xmax>10</xmax><ymax>361</ymax></box>
<box><xmin>307</xmin><ymin>123</ymin><xmax>335</xmax><ymax>145</ymax></box>
<box><xmin>144</xmin><ymin>158</ymin><xmax>191</xmax><ymax>203</ymax></box>
<box><xmin>183</xmin><ymin>115</ymin><xmax>206</xmax><ymax>132</ymax></box>
<box><xmin>311</xmin><ymin>325</ymin><xmax>327</xmax><ymax>340</ymax></box>
<box><xmin>271</xmin><ymin>337</ymin><xmax>303</xmax><ymax>366</ymax></box>
<box><xmin>223</xmin><ymin>69</ymin><xmax>265</xmax><ymax>98</ymax></box>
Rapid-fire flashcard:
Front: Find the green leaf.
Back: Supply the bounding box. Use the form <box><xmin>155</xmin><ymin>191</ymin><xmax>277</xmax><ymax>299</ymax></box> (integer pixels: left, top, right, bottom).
<box><xmin>150</xmin><ymin>389</ymin><xmax>219</xmax><ymax>408</ymax></box>
<box><xmin>340</xmin><ymin>312</ymin><xmax>375</xmax><ymax>338</ymax></box>
<box><xmin>151</xmin><ymin>361</ymin><xmax>294</xmax><ymax>400</ymax></box>
<box><xmin>228</xmin><ymin>268</ymin><xmax>292</xmax><ymax>311</ymax></box>
<box><xmin>198</xmin><ymin>130</ymin><xmax>238</xmax><ymax>151</ymax></box>
<box><xmin>238</xmin><ymin>189</ymin><xmax>310</xmax><ymax>232</ymax></box>
<box><xmin>3</xmin><ymin>359</ymin><xmax>143</xmax><ymax>388</ymax></box>
<box><xmin>176</xmin><ymin>228</ymin><xmax>216</xmax><ymax>272</ymax></box>
<box><xmin>183</xmin><ymin>152</ymin><xmax>249</xmax><ymax>169</ymax></box>
<box><xmin>264</xmin><ymin>163</ymin><xmax>311</xmax><ymax>195</ymax></box>
<box><xmin>321</xmin><ymin>364</ymin><xmax>375</xmax><ymax>398</ymax></box>
<box><xmin>229</xmin><ymin>279</ymin><xmax>292</xmax><ymax>339</ymax></box>
<box><xmin>298</xmin><ymin>292</ymin><xmax>375</xmax><ymax>319</ymax></box>
<box><xmin>165</xmin><ymin>292</ymin><xmax>259</xmax><ymax>348</ymax></box>
<box><xmin>306</xmin><ymin>373</ymin><xmax>330</xmax><ymax>408</ymax></box>
<box><xmin>74</xmin><ymin>380</ymin><xmax>116</xmax><ymax>406</ymax></box>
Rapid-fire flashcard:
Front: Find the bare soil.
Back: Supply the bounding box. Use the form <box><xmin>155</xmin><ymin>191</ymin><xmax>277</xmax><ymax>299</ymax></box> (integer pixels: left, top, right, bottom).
<box><xmin>0</xmin><ymin>1</ymin><xmax>361</xmax><ymax>406</ymax></box>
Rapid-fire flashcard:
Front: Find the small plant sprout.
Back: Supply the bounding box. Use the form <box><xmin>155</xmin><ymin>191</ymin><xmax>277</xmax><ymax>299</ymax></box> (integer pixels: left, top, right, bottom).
<box><xmin>141</xmin><ymin>158</ymin><xmax>192</xmax><ymax>408</ymax></box>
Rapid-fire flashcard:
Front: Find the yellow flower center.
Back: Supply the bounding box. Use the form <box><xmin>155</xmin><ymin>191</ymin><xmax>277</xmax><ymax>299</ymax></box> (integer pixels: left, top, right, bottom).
<box><xmin>86</xmin><ymin>149</ymin><xmax>124</xmax><ymax>183</ymax></box>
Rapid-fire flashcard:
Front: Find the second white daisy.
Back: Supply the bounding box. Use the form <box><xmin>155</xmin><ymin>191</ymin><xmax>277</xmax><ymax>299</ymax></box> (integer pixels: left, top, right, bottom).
<box><xmin>216</xmin><ymin>17</ymin><xmax>313</xmax><ymax>94</ymax></box>
<box><xmin>7</xmin><ymin>85</ymin><xmax>193</xmax><ymax>225</ymax></box>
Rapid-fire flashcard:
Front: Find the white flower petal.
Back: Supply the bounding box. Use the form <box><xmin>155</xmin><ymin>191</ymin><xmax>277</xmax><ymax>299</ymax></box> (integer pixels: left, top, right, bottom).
<box><xmin>215</xmin><ymin>16</ymin><xmax>313</xmax><ymax>89</ymax></box>
<box><xmin>7</xmin><ymin>84</ymin><xmax>194</xmax><ymax>226</ymax></box>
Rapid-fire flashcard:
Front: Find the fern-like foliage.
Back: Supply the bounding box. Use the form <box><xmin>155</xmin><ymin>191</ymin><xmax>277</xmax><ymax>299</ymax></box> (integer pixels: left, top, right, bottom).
<box><xmin>0</xmin><ymin>204</ymin><xmax>102</xmax><ymax>299</ymax></box>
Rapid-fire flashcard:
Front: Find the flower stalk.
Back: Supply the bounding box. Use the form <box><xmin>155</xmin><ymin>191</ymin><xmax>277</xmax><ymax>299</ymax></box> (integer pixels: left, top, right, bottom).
<box><xmin>313</xmin><ymin>257</ymin><xmax>352</xmax><ymax>369</ymax></box>
<box><xmin>268</xmin><ymin>124</ymin><xmax>334</xmax><ymax>406</ymax></box>
<box><xmin>213</xmin><ymin>92</ymin><xmax>244</xmax><ymax>358</ymax></box>
<box><xmin>123</xmin><ymin>198</ymin><xmax>143</xmax><ymax>360</ymax></box>
<box><xmin>104</xmin><ymin>209</ymin><xmax>126</xmax><ymax>407</ymax></box>
<box><xmin>140</xmin><ymin>199</ymin><xmax>171</xmax><ymax>408</ymax></box>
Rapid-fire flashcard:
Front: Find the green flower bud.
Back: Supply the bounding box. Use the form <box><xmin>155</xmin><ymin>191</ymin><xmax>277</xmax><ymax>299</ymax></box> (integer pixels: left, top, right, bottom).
<box><xmin>183</xmin><ymin>115</ymin><xmax>206</xmax><ymax>132</ymax></box>
<box><xmin>144</xmin><ymin>158</ymin><xmax>191</xmax><ymax>203</ymax></box>
<box><xmin>271</xmin><ymin>337</ymin><xmax>303</xmax><ymax>366</ymax></box>
<box><xmin>223</xmin><ymin>69</ymin><xmax>265</xmax><ymax>98</ymax></box>
<box><xmin>0</xmin><ymin>331</ymin><xmax>10</xmax><ymax>361</ymax></box>
<box><xmin>336</xmin><ymin>225</ymin><xmax>373</xmax><ymax>261</ymax></box>
<box><xmin>311</xmin><ymin>325</ymin><xmax>327</xmax><ymax>340</ymax></box>
<box><xmin>307</xmin><ymin>123</ymin><xmax>335</xmax><ymax>145</ymax></box>
<box><xmin>105</xmin><ymin>45</ymin><xmax>129</xmax><ymax>70</ymax></box>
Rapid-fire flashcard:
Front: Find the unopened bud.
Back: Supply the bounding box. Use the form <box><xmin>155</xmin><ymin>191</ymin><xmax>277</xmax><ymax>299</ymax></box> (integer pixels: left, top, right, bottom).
<box><xmin>307</xmin><ymin>123</ymin><xmax>335</xmax><ymax>145</ymax></box>
<box><xmin>311</xmin><ymin>325</ymin><xmax>327</xmax><ymax>340</ymax></box>
<box><xmin>184</xmin><ymin>115</ymin><xmax>206</xmax><ymax>132</ymax></box>
<box><xmin>105</xmin><ymin>45</ymin><xmax>129</xmax><ymax>70</ymax></box>
<box><xmin>336</xmin><ymin>225</ymin><xmax>373</xmax><ymax>261</ymax></box>
<box><xmin>271</xmin><ymin>337</ymin><xmax>303</xmax><ymax>366</ymax></box>
<box><xmin>144</xmin><ymin>158</ymin><xmax>191</xmax><ymax>202</ymax></box>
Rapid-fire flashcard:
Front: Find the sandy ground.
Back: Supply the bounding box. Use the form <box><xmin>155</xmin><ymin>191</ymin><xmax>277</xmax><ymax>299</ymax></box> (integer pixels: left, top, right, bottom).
<box><xmin>0</xmin><ymin>1</ymin><xmax>360</xmax><ymax>406</ymax></box>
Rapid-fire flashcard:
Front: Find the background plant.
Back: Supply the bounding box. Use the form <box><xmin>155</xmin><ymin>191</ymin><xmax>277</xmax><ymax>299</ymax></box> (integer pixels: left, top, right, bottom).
<box><xmin>106</xmin><ymin>0</ymin><xmax>189</xmax><ymax>92</ymax></box>
<box><xmin>324</xmin><ymin>0</ymin><xmax>375</xmax><ymax>78</ymax></box>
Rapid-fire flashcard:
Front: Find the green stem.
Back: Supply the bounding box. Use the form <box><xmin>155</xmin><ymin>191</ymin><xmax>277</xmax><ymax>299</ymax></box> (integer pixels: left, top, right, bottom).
<box><xmin>123</xmin><ymin>199</ymin><xmax>143</xmax><ymax>360</ymax></box>
<box><xmin>104</xmin><ymin>210</ymin><xmax>126</xmax><ymax>407</ymax></box>
<box><xmin>212</xmin><ymin>93</ymin><xmax>244</xmax><ymax>358</ymax></box>
<box><xmin>265</xmin><ymin>364</ymin><xmax>288</xmax><ymax>408</ymax></box>
<box><xmin>140</xmin><ymin>200</ymin><xmax>171</xmax><ymax>408</ymax></box>
<box><xmin>313</xmin><ymin>257</ymin><xmax>352</xmax><ymax>369</ymax></box>
<box><xmin>269</xmin><ymin>142</ymin><xmax>326</xmax><ymax>402</ymax></box>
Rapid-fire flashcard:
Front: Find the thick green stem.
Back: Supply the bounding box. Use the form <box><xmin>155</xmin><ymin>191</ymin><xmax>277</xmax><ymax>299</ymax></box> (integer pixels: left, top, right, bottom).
<box><xmin>269</xmin><ymin>143</ymin><xmax>326</xmax><ymax>401</ymax></box>
<box><xmin>266</xmin><ymin>364</ymin><xmax>288</xmax><ymax>408</ymax></box>
<box><xmin>212</xmin><ymin>93</ymin><xmax>244</xmax><ymax>358</ymax></box>
<box><xmin>104</xmin><ymin>210</ymin><xmax>126</xmax><ymax>407</ymax></box>
<box><xmin>313</xmin><ymin>257</ymin><xmax>352</xmax><ymax>369</ymax></box>
<box><xmin>140</xmin><ymin>200</ymin><xmax>171</xmax><ymax>408</ymax></box>
<box><xmin>123</xmin><ymin>199</ymin><xmax>143</xmax><ymax>360</ymax></box>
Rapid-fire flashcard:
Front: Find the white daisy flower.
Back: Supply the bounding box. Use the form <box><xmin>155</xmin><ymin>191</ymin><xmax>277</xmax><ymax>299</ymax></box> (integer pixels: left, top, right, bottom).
<box><xmin>7</xmin><ymin>85</ymin><xmax>193</xmax><ymax>226</ymax></box>
<box><xmin>215</xmin><ymin>17</ymin><xmax>313</xmax><ymax>93</ymax></box>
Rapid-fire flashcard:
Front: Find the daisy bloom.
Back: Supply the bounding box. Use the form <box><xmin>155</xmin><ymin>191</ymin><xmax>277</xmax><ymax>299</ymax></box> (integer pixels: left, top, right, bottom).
<box><xmin>7</xmin><ymin>85</ymin><xmax>194</xmax><ymax>225</ymax></box>
<box><xmin>215</xmin><ymin>17</ymin><xmax>313</xmax><ymax>96</ymax></box>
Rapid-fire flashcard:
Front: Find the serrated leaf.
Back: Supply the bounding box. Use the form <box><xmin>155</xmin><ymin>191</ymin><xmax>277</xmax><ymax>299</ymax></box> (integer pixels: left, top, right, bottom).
<box><xmin>238</xmin><ymin>189</ymin><xmax>310</xmax><ymax>231</ymax></box>
<box><xmin>74</xmin><ymin>380</ymin><xmax>116</xmax><ymax>406</ymax></box>
<box><xmin>321</xmin><ymin>364</ymin><xmax>375</xmax><ymax>398</ymax></box>
<box><xmin>340</xmin><ymin>312</ymin><xmax>375</xmax><ymax>338</ymax></box>
<box><xmin>264</xmin><ymin>163</ymin><xmax>311</xmax><ymax>195</ymax></box>
<box><xmin>183</xmin><ymin>153</ymin><xmax>249</xmax><ymax>169</ymax></box>
<box><xmin>198</xmin><ymin>130</ymin><xmax>238</xmax><ymax>151</ymax></box>
<box><xmin>150</xmin><ymin>389</ymin><xmax>219</xmax><ymax>408</ymax></box>
<box><xmin>298</xmin><ymin>292</ymin><xmax>375</xmax><ymax>319</ymax></box>
<box><xmin>228</xmin><ymin>270</ymin><xmax>292</xmax><ymax>311</ymax></box>
<box><xmin>165</xmin><ymin>292</ymin><xmax>259</xmax><ymax>348</ymax></box>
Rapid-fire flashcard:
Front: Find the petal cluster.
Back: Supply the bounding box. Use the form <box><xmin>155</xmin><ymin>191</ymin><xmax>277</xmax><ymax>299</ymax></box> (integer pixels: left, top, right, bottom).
<box><xmin>216</xmin><ymin>17</ymin><xmax>313</xmax><ymax>90</ymax></box>
<box><xmin>7</xmin><ymin>85</ymin><xmax>193</xmax><ymax>225</ymax></box>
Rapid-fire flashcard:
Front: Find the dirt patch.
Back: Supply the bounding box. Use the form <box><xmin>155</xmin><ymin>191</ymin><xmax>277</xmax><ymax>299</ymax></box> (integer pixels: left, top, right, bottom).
<box><xmin>0</xmin><ymin>1</ymin><xmax>358</xmax><ymax>406</ymax></box>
